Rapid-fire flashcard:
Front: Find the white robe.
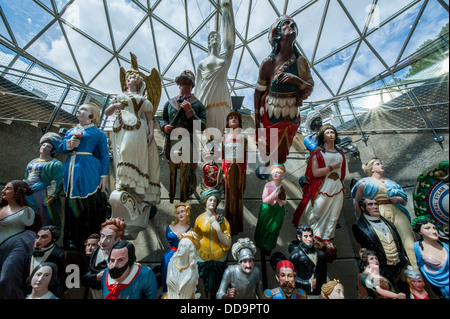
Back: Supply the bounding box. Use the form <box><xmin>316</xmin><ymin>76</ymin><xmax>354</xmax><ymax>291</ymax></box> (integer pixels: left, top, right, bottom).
<box><xmin>195</xmin><ymin>55</ymin><xmax>232</xmax><ymax>135</ymax></box>
<box><xmin>111</xmin><ymin>92</ymin><xmax>161</xmax><ymax>204</ymax></box>
<box><xmin>299</xmin><ymin>151</ymin><xmax>345</xmax><ymax>241</ymax></box>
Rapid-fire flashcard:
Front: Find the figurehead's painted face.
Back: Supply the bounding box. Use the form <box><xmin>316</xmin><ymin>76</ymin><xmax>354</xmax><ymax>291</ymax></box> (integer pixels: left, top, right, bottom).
<box><xmin>240</xmin><ymin>258</ymin><xmax>255</xmax><ymax>274</ymax></box>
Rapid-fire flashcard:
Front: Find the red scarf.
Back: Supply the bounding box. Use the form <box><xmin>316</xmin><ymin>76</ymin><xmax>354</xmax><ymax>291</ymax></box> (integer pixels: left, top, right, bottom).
<box><xmin>105</xmin><ymin>265</ymin><xmax>141</xmax><ymax>299</ymax></box>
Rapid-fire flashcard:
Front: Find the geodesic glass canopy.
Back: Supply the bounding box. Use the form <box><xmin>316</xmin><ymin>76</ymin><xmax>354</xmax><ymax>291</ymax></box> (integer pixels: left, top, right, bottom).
<box><xmin>0</xmin><ymin>0</ymin><xmax>448</xmax><ymax>138</ymax></box>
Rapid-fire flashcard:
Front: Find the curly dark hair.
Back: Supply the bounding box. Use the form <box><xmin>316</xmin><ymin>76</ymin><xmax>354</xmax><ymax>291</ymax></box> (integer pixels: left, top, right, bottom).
<box><xmin>317</xmin><ymin>125</ymin><xmax>340</xmax><ymax>150</ymax></box>
<box><xmin>40</xmin><ymin>225</ymin><xmax>61</xmax><ymax>242</ymax></box>
<box><xmin>110</xmin><ymin>240</ymin><xmax>136</xmax><ymax>265</ymax></box>
<box><xmin>1</xmin><ymin>180</ymin><xmax>34</xmax><ymax>207</ymax></box>
<box><xmin>411</xmin><ymin>216</ymin><xmax>436</xmax><ymax>234</ymax></box>
<box><xmin>296</xmin><ymin>224</ymin><xmax>313</xmax><ymax>237</ymax></box>
<box><xmin>360</xmin><ymin>249</ymin><xmax>378</xmax><ymax>267</ymax></box>
<box><xmin>411</xmin><ymin>216</ymin><xmax>442</xmax><ymax>251</ymax></box>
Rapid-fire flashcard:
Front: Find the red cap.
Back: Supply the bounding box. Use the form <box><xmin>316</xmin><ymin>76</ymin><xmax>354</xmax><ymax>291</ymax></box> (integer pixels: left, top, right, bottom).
<box><xmin>276</xmin><ymin>260</ymin><xmax>295</xmax><ymax>272</ymax></box>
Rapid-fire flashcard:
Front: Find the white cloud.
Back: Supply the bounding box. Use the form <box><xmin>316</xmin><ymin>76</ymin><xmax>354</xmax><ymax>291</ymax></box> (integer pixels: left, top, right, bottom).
<box><xmin>2</xmin><ymin>0</ymin><xmax>447</xmax><ymax>112</ymax></box>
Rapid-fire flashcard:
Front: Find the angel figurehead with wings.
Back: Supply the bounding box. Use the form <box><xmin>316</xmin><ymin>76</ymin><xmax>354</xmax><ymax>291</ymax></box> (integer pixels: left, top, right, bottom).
<box><xmin>105</xmin><ymin>52</ymin><xmax>162</xmax><ymax>205</ymax></box>
<box><xmin>117</xmin><ymin>52</ymin><xmax>162</xmax><ymax>120</ymax></box>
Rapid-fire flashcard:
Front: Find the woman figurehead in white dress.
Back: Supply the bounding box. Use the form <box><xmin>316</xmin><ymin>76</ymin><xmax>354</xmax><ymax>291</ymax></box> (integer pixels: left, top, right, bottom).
<box><xmin>166</xmin><ymin>231</ymin><xmax>201</xmax><ymax>299</ymax></box>
<box><xmin>105</xmin><ymin>53</ymin><xmax>161</xmax><ymax>205</ymax></box>
<box><xmin>195</xmin><ymin>0</ymin><xmax>235</xmax><ymax>136</ymax></box>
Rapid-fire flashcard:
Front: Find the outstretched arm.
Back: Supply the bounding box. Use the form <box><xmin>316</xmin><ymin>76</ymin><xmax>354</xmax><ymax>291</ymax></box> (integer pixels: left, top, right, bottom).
<box><xmin>104</xmin><ymin>101</ymin><xmax>125</xmax><ymax>116</ymax></box>
<box><xmin>221</xmin><ymin>0</ymin><xmax>235</xmax><ymax>61</ymax></box>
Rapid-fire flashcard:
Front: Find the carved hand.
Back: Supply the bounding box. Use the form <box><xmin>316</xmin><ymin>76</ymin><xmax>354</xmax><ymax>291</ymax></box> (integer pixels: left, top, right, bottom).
<box><xmin>67</xmin><ymin>138</ymin><xmax>80</xmax><ymax>149</ymax></box>
<box><xmin>100</xmin><ymin>176</ymin><xmax>108</xmax><ymax>192</ymax></box>
<box><xmin>331</xmin><ymin>161</ymin><xmax>342</xmax><ymax>170</ymax></box>
<box><xmin>227</xmin><ymin>288</ymin><xmax>237</xmax><ymax>298</ymax></box>
<box><xmin>278</xmin><ymin>72</ymin><xmax>298</xmax><ymax>85</ymax></box>
<box><xmin>180</xmin><ymin>100</ymin><xmax>192</xmax><ymax>112</ymax></box>
<box><xmin>115</xmin><ymin>102</ymin><xmax>126</xmax><ymax>111</ymax></box>
<box><xmin>163</xmin><ymin>125</ymin><xmax>174</xmax><ymax>134</ymax></box>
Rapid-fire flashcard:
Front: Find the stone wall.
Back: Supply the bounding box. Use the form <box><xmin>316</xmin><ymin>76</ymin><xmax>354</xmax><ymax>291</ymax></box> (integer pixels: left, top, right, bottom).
<box><xmin>0</xmin><ymin>121</ymin><xmax>66</xmax><ymax>185</ymax></box>
<box><xmin>1</xmin><ymin>120</ymin><xmax>448</xmax><ymax>298</ymax></box>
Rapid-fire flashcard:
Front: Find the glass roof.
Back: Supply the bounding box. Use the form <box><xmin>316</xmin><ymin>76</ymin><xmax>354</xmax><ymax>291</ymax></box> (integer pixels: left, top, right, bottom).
<box><xmin>0</xmin><ymin>0</ymin><xmax>448</xmax><ymax>115</ymax></box>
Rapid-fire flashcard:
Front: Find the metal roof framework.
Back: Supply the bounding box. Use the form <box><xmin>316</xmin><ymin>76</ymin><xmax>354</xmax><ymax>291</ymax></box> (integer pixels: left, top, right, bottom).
<box><xmin>0</xmin><ymin>0</ymin><xmax>448</xmax><ymax>142</ymax></box>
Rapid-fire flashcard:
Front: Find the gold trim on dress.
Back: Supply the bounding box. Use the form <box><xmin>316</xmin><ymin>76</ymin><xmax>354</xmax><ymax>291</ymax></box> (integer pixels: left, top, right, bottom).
<box><xmin>205</xmin><ymin>102</ymin><xmax>231</xmax><ymax>109</ymax></box>
<box><xmin>116</xmin><ymin>162</ymin><xmax>161</xmax><ymax>188</ymax></box>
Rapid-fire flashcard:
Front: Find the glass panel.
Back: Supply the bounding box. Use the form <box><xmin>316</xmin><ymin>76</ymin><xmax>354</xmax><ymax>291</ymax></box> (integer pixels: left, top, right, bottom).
<box><xmin>314</xmin><ymin>0</ymin><xmax>361</xmax><ymax>62</ymax></box>
<box><xmin>228</xmin><ymin>46</ymin><xmax>259</xmax><ymax>108</ymax></box>
<box><xmin>3</xmin><ymin>55</ymin><xmax>33</xmax><ymax>84</ymax></box>
<box><xmin>160</xmin><ymin>80</ymin><xmax>179</xmax><ymax>110</ymax></box>
<box><xmin>54</xmin><ymin>0</ymin><xmax>72</xmax><ymax>13</ymax></box>
<box><xmin>186</xmin><ymin>0</ymin><xmax>215</xmax><ymax>35</ymax></box>
<box><xmin>401</xmin><ymin>0</ymin><xmax>449</xmax><ymax>60</ymax></box>
<box><xmin>340</xmin><ymin>0</ymin><xmax>375</xmax><ymax>33</ymax></box>
<box><xmin>307</xmin><ymin>68</ymin><xmax>334</xmax><ymax>102</ymax></box>
<box><xmin>191</xmin><ymin>21</ymin><xmax>214</xmax><ymax>53</ymax></box>
<box><xmin>246</xmin><ymin>35</ymin><xmax>272</xmax><ymax>68</ymax></box>
<box><xmin>0</xmin><ymin>44</ymin><xmax>16</xmax><ymax>68</ymax></box>
<box><xmin>163</xmin><ymin>44</ymin><xmax>196</xmax><ymax>81</ymax></box>
<box><xmin>118</xmin><ymin>18</ymin><xmax>157</xmax><ymax>73</ymax></box>
<box><xmin>286</xmin><ymin>0</ymin><xmax>317</xmax><ymax>16</ymax></box>
<box><xmin>0</xmin><ymin>14</ymin><xmax>13</xmax><ymax>43</ymax></box>
<box><xmin>151</xmin><ymin>18</ymin><xmax>187</xmax><ymax>76</ymax></box>
<box><xmin>37</xmin><ymin>0</ymin><xmax>54</xmax><ymax>12</ymax></box>
<box><xmin>26</xmin><ymin>22</ymin><xmax>82</xmax><ymax>83</ymax></box>
<box><xmin>366</xmin><ymin>1</ymin><xmax>421</xmax><ymax>67</ymax></box>
<box><xmin>153</xmin><ymin>0</ymin><xmax>187</xmax><ymax>36</ymax></box>
<box><xmin>61</xmin><ymin>0</ymin><xmax>113</xmax><ymax>50</ymax></box>
<box><xmin>88</xmin><ymin>59</ymin><xmax>122</xmax><ymax>99</ymax></box>
<box><xmin>106</xmin><ymin>0</ymin><xmax>147</xmax><ymax>49</ymax></box>
<box><xmin>313</xmin><ymin>42</ymin><xmax>359</xmax><ymax>95</ymax></box>
<box><xmin>64</xmin><ymin>26</ymin><xmax>114</xmax><ymax>85</ymax></box>
<box><xmin>0</xmin><ymin>0</ymin><xmax>54</xmax><ymax>48</ymax></box>
<box><xmin>339</xmin><ymin>41</ymin><xmax>387</xmax><ymax>94</ymax></box>
<box><xmin>372</xmin><ymin>0</ymin><xmax>416</xmax><ymax>30</ymax></box>
<box><xmin>293</xmin><ymin>0</ymin><xmax>326</xmax><ymax>61</ymax></box>
<box><xmin>246</xmin><ymin>0</ymin><xmax>279</xmax><ymax>40</ymax></box>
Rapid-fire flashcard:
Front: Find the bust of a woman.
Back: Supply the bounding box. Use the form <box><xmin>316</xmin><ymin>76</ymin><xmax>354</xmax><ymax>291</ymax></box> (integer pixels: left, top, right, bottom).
<box><xmin>412</xmin><ymin>216</ymin><xmax>449</xmax><ymax>299</ymax></box>
<box><xmin>194</xmin><ymin>189</ymin><xmax>232</xmax><ymax>298</ymax></box>
<box><xmin>26</xmin><ymin>262</ymin><xmax>59</xmax><ymax>299</ymax></box>
<box><xmin>321</xmin><ymin>279</ymin><xmax>345</xmax><ymax>299</ymax></box>
<box><xmin>166</xmin><ymin>231</ymin><xmax>200</xmax><ymax>299</ymax></box>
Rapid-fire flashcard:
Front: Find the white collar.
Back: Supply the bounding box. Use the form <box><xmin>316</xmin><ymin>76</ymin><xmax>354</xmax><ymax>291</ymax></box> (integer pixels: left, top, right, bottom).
<box><xmin>108</xmin><ymin>263</ymin><xmax>140</xmax><ymax>285</ymax></box>
<box><xmin>71</xmin><ymin>123</ymin><xmax>95</xmax><ymax>135</ymax></box>
<box><xmin>95</xmin><ymin>249</ymin><xmax>108</xmax><ymax>265</ymax></box>
<box><xmin>27</xmin><ymin>290</ymin><xmax>55</xmax><ymax>299</ymax></box>
<box><xmin>365</xmin><ymin>215</ymin><xmax>382</xmax><ymax>222</ymax></box>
